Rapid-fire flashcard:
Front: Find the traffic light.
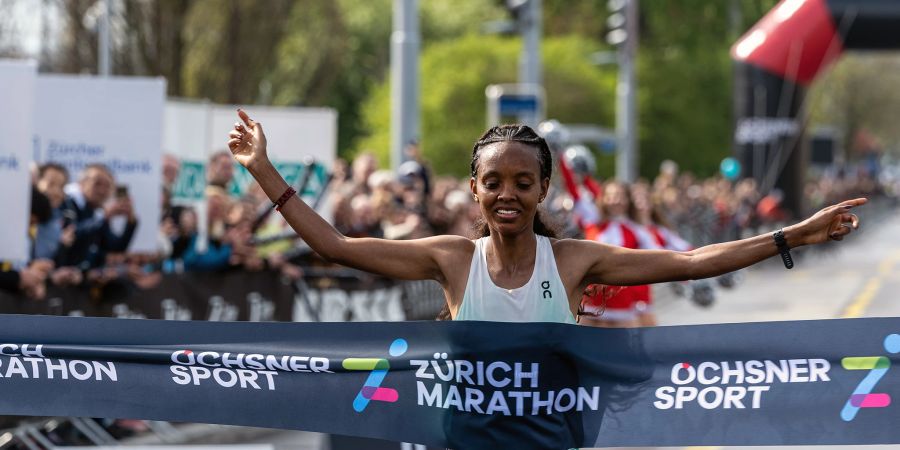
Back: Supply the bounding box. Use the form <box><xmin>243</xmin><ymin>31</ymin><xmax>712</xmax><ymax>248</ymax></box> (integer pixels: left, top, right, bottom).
<box><xmin>606</xmin><ymin>0</ymin><xmax>628</xmax><ymax>46</ymax></box>
<box><xmin>501</xmin><ymin>0</ymin><xmax>532</xmax><ymax>32</ymax></box>
<box><xmin>485</xmin><ymin>0</ymin><xmax>532</xmax><ymax>35</ymax></box>
<box><xmin>504</xmin><ymin>0</ymin><xmax>530</xmax><ymax>18</ymax></box>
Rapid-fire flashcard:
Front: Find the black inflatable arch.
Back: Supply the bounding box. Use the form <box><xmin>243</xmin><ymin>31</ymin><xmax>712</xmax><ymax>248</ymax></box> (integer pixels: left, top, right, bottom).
<box><xmin>731</xmin><ymin>0</ymin><xmax>900</xmax><ymax>214</ymax></box>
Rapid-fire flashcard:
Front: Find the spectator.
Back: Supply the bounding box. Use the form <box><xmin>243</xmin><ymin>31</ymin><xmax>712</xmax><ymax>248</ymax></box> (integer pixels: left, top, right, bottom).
<box><xmin>56</xmin><ymin>164</ymin><xmax>138</xmax><ymax>270</ymax></box>
<box><xmin>30</xmin><ymin>186</ymin><xmax>54</xmax><ymax>259</ymax></box>
<box><xmin>162</xmin><ymin>154</ymin><xmax>181</xmax><ymax>190</ymax></box>
<box><xmin>397</xmin><ymin>160</ymin><xmax>430</xmax><ymax>216</ymax></box>
<box><xmin>180</xmin><ymin>187</ymin><xmax>236</xmax><ymax>272</ymax></box>
<box><xmin>206</xmin><ymin>185</ymin><xmax>231</xmax><ymax>241</ymax></box>
<box><xmin>1</xmin><ymin>185</ymin><xmax>55</xmax><ymax>299</ymax></box>
<box><xmin>36</xmin><ymin>163</ymin><xmax>69</xmax><ymax>209</ymax></box>
<box><xmin>402</xmin><ymin>140</ymin><xmax>432</xmax><ymax>199</ymax></box>
<box><xmin>0</xmin><ymin>262</ymin><xmax>47</xmax><ymax>300</ymax></box>
<box><xmin>444</xmin><ymin>189</ymin><xmax>479</xmax><ymax>237</ymax></box>
<box><xmin>351</xmin><ymin>152</ymin><xmax>377</xmax><ymax>195</ymax></box>
<box><xmin>344</xmin><ymin>193</ymin><xmax>383</xmax><ymax>238</ymax></box>
<box><xmin>207</xmin><ymin>150</ymin><xmax>235</xmax><ymax>191</ymax></box>
<box><xmin>580</xmin><ymin>181</ymin><xmax>660</xmax><ymax>328</ymax></box>
<box><xmin>34</xmin><ymin>164</ymin><xmax>75</xmax><ymax>260</ymax></box>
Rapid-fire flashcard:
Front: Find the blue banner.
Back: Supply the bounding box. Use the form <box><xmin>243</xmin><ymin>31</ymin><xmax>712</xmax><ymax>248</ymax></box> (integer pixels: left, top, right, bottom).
<box><xmin>0</xmin><ymin>315</ymin><xmax>899</xmax><ymax>448</ymax></box>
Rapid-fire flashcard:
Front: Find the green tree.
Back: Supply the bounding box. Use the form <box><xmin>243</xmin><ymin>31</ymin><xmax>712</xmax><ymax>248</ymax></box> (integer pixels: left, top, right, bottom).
<box><xmin>182</xmin><ymin>0</ymin><xmax>505</xmax><ymax>155</ymax></box>
<box><xmin>636</xmin><ymin>0</ymin><xmax>776</xmax><ymax>178</ymax></box>
<box><xmin>182</xmin><ymin>0</ymin><xmax>296</xmax><ymax>104</ymax></box>
<box><xmin>29</xmin><ymin>0</ymin><xmax>783</xmax><ymax>174</ymax></box>
<box><xmin>809</xmin><ymin>54</ymin><xmax>900</xmax><ymax>158</ymax></box>
<box><xmin>540</xmin><ymin>0</ymin><xmax>778</xmax><ymax>178</ymax></box>
<box><xmin>117</xmin><ymin>0</ymin><xmax>191</xmax><ymax>96</ymax></box>
<box><xmin>357</xmin><ymin>34</ymin><xmax>615</xmax><ymax>178</ymax></box>
<box><xmin>421</xmin><ymin>1</ymin><xmax>506</xmax><ymax>41</ymax></box>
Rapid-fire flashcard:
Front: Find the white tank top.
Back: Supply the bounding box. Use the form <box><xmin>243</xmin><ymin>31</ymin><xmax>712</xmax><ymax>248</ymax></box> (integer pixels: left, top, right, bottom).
<box><xmin>455</xmin><ymin>235</ymin><xmax>575</xmax><ymax>323</ymax></box>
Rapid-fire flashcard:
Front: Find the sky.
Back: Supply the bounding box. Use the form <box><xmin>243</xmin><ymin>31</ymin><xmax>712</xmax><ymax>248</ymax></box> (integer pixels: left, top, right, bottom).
<box><xmin>3</xmin><ymin>0</ymin><xmax>62</xmax><ymax>58</ymax></box>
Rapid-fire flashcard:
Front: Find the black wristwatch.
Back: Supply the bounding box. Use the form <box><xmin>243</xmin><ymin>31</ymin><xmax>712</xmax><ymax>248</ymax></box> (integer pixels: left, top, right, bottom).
<box><xmin>773</xmin><ymin>229</ymin><xmax>793</xmax><ymax>269</ymax></box>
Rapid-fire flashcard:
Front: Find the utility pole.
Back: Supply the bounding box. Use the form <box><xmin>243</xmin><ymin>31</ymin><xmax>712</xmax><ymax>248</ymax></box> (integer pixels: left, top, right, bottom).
<box><xmin>518</xmin><ymin>0</ymin><xmax>542</xmax><ymax>89</ymax></box>
<box><xmin>390</xmin><ymin>0</ymin><xmax>420</xmax><ymax>170</ymax></box>
<box><xmin>98</xmin><ymin>0</ymin><xmax>111</xmax><ymax>76</ymax></box>
<box><xmin>609</xmin><ymin>0</ymin><xmax>638</xmax><ymax>182</ymax></box>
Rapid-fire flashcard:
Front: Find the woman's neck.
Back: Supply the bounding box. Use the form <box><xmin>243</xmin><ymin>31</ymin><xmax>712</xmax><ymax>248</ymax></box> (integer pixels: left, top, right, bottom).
<box><xmin>486</xmin><ymin>231</ymin><xmax>537</xmax><ymax>276</ymax></box>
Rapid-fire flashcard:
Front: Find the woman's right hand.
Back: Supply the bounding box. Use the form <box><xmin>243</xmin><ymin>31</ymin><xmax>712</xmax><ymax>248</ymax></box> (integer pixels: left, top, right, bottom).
<box><xmin>228</xmin><ymin>109</ymin><xmax>268</xmax><ymax>171</ymax></box>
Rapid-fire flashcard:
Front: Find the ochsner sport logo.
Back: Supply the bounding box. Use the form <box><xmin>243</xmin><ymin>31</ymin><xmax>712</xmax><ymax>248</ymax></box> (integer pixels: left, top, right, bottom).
<box><xmin>343</xmin><ymin>338</ymin><xmax>408</xmax><ymax>412</ymax></box>
<box><xmin>840</xmin><ymin>333</ymin><xmax>900</xmax><ymax>421</ymax></box>
<box><xmin>169</xmin><ymin>349</ymin><xmax>332</xmax><ymax>390</ymax></box>
<box><xmin>654</xmin><ymin>358</ymin><xmax>831</xmax><ymax>410</ymax></box>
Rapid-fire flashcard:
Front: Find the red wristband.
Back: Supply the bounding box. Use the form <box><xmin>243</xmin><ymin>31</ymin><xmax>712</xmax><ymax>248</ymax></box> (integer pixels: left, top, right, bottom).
<box><xmin>273</xmin><ymin>186</ymin><xmax>297</xmax><ymax>211</ymax></box>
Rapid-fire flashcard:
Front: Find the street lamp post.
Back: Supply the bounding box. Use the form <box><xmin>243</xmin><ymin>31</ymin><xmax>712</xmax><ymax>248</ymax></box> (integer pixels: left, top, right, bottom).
<box><xmin>98</xmin><ymin>0</ymin><xmax>111</xmax><ymax>76</ymax></box>
<box><xmin>390</xmin><ymin>0</ymin><xmax>420</xmax><ymax>170</ymax></box>
<box><xmin>518</xmin><ymin>0</ymin><xmax>542</xmax><ymax>89</ymax></box>
<box><xmin>609</xmin><ymin>0</ymin><xmax>638</xmax><ymax>183</ymax></box>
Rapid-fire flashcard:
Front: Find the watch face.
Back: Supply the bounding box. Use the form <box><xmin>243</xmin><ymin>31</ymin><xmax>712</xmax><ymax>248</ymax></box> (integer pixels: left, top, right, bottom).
<box><xmin>774</xmin><ymin>230</ymin><xmax>787</xmax><ymax>247</ymax></box>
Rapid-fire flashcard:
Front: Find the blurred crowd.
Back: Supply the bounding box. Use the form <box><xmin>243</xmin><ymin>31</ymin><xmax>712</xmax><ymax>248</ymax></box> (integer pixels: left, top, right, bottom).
<box><xmin>0</xmin><ymin>140</ymin><xmax>890</xmax><ymax>304</ymax></box>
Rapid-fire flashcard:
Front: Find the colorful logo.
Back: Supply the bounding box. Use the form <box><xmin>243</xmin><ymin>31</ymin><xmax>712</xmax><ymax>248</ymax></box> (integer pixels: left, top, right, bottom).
<box><xmin>343</xmin><ymin>338</ymin><xmax>408</xmax><ymax>412</ymax></box>
<box><xmin>840</xmin><ymin>334</ymin><xmax>900</xmax><ymax>421</ymax></box>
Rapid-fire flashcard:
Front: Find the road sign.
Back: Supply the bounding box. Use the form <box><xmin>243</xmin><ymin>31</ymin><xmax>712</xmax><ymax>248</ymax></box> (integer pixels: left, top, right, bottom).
<box><xmin>486</xmin><ymin>84</ymin><xmax>545</xmax><ymax>127</ymax></box>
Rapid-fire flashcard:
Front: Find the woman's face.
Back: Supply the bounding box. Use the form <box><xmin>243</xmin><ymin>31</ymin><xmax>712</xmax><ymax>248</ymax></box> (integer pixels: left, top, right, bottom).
<box><xmin>180</xmin><ymin>209</ymin><xmax>197</xmax><ymax>234</ymax></box>
<box><xmin>469</xmin><ymin>142</ymin><xmax>547</xmax><ymax>237</ymax></box>
<box><xmin>37</xmin><ymin>168</ymin><xmax>67</xmax><ymax>209</ymax></box>
<box><xmin>602</xmin><ymin>182</ymin><xmax>630</xmax><ymax>217</ymax></box>
<box><xmin>631</xmin><ymin>185</ymin><xmax>651</xmax><ymax>215</ymax></box>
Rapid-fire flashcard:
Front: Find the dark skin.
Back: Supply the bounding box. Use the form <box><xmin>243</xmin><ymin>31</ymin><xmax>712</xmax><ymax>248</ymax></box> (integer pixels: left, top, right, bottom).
<box><xmin>228</xmin><ymin>110</ymin><xmax>866</xmax><ymax>320</ymax></box>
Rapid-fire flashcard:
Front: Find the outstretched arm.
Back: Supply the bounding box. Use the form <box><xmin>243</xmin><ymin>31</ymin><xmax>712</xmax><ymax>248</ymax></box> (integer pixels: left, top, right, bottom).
<box><xmin>227</xmin><ymin>110</ymin><xmax>463</xmax><ymax>282</ymax></box>
<box><xmin>576</xmin><ymin>198</ymin><xmax>866</xmax><ymax>286</ymax></box>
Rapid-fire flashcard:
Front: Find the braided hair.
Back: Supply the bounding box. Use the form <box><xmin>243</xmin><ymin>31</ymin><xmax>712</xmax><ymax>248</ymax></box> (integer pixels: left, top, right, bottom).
<box><xmin>469</xmin><ymin>124</ymin><xmax>559</xmax><ymax>239</ymax></box>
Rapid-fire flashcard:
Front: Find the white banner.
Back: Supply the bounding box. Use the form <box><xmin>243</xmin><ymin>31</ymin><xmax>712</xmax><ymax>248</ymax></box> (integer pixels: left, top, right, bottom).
<box><xmin>33</xmin><ymin>75</ymin><xmax>166</xmax><ymax>253</ymax></box>
<box><xmin>209</xmin><ymin>105</ymin><xmax>336</xmax><ymax>166</ymax></box>
<box><xmin>212</xmin><ymin>105</ymin><xmax>336</xmax><ymax>204</ymax></box>
<box><xmin>0</xmin><ymin>60</ymin><xmax>37</xmax><ymax>262</ymax></box>
<box><xmin>162</xmin><ymin>99</ymin><xmax>210</xmax><ymax>162</ymax></box>
<box><xmin>164</xmin><ymin>101</ymin><xmax>336</xmax><ymax>165</ymax></box>
<box><xmin>164</xmin><ymin>100</ymin><xmax>336</xmax><ymax>217</ymax></box>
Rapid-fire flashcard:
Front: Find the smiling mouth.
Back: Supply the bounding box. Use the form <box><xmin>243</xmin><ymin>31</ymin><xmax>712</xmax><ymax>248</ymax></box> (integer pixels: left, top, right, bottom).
<box><xmin>495</xmin><ymin>209</ymin><xmax>521</xmax><ymax>219</ymax></box>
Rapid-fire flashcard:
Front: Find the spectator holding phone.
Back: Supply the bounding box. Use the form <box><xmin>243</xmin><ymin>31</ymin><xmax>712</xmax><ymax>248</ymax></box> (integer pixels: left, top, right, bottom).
<box><xmin>56</xmin><ymin>164</ymin><xmax>138</xmax><ymax>270</ymax></box>
<box><xmin>34</xmin><ymin>163</ymin><xmax>75</xmax><ymax>260</ymax></box>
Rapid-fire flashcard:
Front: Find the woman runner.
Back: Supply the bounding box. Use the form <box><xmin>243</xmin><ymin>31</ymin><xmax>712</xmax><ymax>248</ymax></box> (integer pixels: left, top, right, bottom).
<box><xmin>229</xmin><ymin>110</ymin><xmax>864</xmax><ymax>449</ymax></box>
<box><xmin>227</xmin><ymin>109</ymin><xmax>864</xmax><ymax>324</ymax></box>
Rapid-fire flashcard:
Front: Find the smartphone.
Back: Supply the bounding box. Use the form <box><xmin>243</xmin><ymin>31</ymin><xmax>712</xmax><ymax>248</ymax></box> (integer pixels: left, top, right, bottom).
<box><xmin>61</xmin><ymin>209</ymin><xmax>77</xmax><ymax>228</ymax></box>
<box><xmin>115</xmin><ymin>185</ymin><xmax>129</xmax><ymax>199</ymax></box>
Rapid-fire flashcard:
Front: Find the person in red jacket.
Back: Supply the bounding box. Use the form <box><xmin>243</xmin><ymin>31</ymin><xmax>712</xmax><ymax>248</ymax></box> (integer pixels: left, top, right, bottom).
<box><xmin>629</xmin><ymin>182</ymin><xmax>694</xmax><ymax>325</ymax></box>
<box><xmin>580</xmin><ymin>181</ymin><xmax>660</xmax><ymax>327</ymax></box>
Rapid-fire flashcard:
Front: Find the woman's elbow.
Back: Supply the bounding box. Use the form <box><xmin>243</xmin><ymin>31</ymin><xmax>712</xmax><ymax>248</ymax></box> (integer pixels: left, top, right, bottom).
<box><xmin>313</xmin><ymin>236</ymin><xmax>350</xmax><ymax>264</ymax></box>
<box><xmin>679</xmin><ymin>251</ymin><xmax>705</xmax><ymax>280</ymax></box>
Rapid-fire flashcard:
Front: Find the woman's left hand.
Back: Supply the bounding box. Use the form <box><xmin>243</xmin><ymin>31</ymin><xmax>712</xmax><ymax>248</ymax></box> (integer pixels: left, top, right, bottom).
<box><xmin>787</xmin><ymin>198</ymin><xmax>867</xmax><ymax>246</ymax></box>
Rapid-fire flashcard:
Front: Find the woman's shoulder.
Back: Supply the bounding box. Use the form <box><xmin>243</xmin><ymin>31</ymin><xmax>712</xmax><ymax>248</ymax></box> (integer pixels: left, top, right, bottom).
<box><xmin>421</xmin><ymin>234</ymin><xmax>477</xmax><ymax>256</ymax></box>
<box><xmin>549</xmin><ymin>236</ymin><xmax>582</xmax><ymax>248</ymax></box>
<box><xmin>549</xmin><ymin>236</ymin><xmax>609</xmax><ymax>256</ymax></box>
